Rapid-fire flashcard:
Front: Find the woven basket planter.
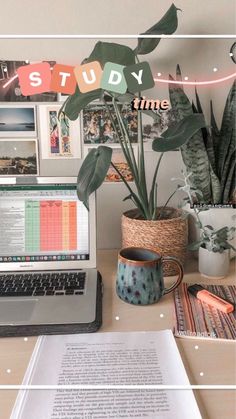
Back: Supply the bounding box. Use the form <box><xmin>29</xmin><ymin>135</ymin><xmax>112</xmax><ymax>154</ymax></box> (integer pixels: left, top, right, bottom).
<box><xmin>122</xmin><ymin>207</ymin><xmax>188</xmax><ymax>276</ymax></box>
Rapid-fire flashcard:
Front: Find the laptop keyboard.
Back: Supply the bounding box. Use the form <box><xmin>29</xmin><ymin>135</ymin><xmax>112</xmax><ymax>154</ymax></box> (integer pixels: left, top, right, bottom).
<box><xmin>0</xmin><ymin>272</ymin><xmax>86</xmax><ymax>297</ymax></box>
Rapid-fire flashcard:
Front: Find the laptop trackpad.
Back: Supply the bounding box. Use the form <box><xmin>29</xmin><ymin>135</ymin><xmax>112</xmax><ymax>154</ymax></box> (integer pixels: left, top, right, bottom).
<box><xmin>0</xmin><ymin>299</ymin><xmax>37</xmax><ymax>323</ymax></box>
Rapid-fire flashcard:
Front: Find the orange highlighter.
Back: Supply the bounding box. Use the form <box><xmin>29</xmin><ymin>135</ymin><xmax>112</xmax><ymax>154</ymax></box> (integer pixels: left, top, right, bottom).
<box><xmin>187</xmin><ymin>284</ymin><xmax>235</xmax><ymax>313</ymax></box>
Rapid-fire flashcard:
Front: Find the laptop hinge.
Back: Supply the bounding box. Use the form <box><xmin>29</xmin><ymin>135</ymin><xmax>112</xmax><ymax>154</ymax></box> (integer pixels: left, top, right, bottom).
<box><xmin>16</xmin><ymin>177</ymin><xmax>38</xmax><ymax>185</ymax></box>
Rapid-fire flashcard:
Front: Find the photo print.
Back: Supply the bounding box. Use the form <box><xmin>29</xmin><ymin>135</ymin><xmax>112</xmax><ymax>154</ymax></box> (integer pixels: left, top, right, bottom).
<box><xmin>0</xmin><ymin>139</ymin><xmax>39</xmax><ymax>175</ymax></box>
<box><xmin>83</xmin><ymin>102</ymin><xmax>138</xmax><ymax>144</ymax></box>
<box><xmin>39</xmin><ymin>105</ymin><xmax>81</xmax><ymax>159</ymax></box>
<box><xmin>142</xmin><ymin>108</ymin><xmax>179</xmax><ymax>141</ymax></box>
<box><xmin>0</xmin><ymin>105</ymin><xmax>36</xmax><ymax>137</ymax></box>
<box><xmin>84</xmin><ymin>145</ymin><xmax>138</xmax><ymax>183</ymax></box>
<box><xmin>0</xmin><ymin>60</ymin><xmax>58</xmax><ymax>102</ymax></box>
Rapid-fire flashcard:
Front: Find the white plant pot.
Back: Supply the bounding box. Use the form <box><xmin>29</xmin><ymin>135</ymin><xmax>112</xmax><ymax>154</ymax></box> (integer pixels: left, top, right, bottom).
<box><xmin>199</xmin><ymin>246</ymin><xmax>230</xmax><ymax>278</ymax></box>
<box><xmin>183</xmin><ymin>204</ymin><xmax>236</xmax><ymax>259</ymax></box>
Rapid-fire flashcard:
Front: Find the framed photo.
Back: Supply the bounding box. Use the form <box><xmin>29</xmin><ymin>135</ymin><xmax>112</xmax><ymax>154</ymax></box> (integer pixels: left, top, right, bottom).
<box><xmin>142</xmin><ymin>108</ymin><xmax>178</xmax><ymax>149</ymax></box>
<box><xmin>82</xmin><ymin>102</ymin><xmax>138</xmax><ymax>144</ymax></box>
<box><xmin>0</xmin><ymin>105</ymin><xmax>37</xmax><ymax>137</ymax></box>
<box><xmin>0</xmin><ymin>139</ymin><xmax>39</xmax><ymax>176</ymax></box>
<box><xmin>84</xmin><ymin>144</ymin><xmax>138</xmax><ymax>183</ymax></box>
<box><xmin>38</xmin><ymin>105</ymin><xmax>81</xmax><ymax>159</ymax></box>
<box><xmin>0</xmin><ymin>60</ymin><xmax>58</xmax><ymax>102</ymax></box>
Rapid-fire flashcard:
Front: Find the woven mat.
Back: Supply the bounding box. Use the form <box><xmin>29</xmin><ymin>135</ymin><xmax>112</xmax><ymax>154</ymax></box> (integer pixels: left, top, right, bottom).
<box><xmin>173</xmin><ymin>283</ymin><xmax>236</xmax><ymax>341</ymax></box>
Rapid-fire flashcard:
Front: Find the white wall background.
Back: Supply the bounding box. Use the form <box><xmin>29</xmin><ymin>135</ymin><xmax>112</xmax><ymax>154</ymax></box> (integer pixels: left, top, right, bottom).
<box><xmin>0</xmin><ymin>0</ymin><xmax>235</xmax><ymax>248</ymax></box>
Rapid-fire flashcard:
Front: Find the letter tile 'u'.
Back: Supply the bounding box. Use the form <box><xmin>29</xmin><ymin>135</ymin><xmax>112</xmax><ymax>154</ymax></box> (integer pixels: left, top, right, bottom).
<box><xmin>74</xmin><ymin>61</ymin><xmax>103</xmax><ymax>93</ymax></box>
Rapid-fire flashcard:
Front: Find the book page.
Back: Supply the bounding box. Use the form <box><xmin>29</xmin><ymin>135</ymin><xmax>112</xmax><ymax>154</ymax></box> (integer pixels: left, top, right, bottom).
<box><xmin>11</xmin><ymin>330</ymin><xmax>202</xmax><ymax>419</ymax></box>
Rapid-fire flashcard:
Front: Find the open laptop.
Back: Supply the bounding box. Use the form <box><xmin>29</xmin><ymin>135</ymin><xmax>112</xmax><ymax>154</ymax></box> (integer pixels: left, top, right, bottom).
<box><xmin>0</xmin><ymin>177</ymin><xmax>102</xmax><ymax>336</ymax></box>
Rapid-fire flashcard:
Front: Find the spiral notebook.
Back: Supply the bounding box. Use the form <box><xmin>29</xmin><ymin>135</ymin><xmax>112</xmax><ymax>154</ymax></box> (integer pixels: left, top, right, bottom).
<box><xmin>173</xmin><ymin>283</ymin><xmax>236</xmax><ymax>341</ymax></box>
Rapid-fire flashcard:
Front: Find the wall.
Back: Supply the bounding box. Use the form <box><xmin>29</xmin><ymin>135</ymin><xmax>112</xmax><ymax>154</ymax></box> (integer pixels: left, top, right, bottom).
<box><xmin>0</xmin><ymin>0</ymin><xmax>235</xmax><ymax>248</ymax></box>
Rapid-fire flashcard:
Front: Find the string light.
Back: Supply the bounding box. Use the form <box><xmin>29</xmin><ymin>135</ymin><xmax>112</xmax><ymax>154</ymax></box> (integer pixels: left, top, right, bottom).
<box><xmin>154</xmin><ymin>72</ymin><xmax>236</xmax><ymax>86</ymax></box>
<box><xmin>2</xmin><ymin>68</ymin><xmax>235</xmax><ymax>92</ymax></box>
<box><xmin>2</xmin><ymin>74</ymin><xmax>18</xmax><ymax>89</ymax></box>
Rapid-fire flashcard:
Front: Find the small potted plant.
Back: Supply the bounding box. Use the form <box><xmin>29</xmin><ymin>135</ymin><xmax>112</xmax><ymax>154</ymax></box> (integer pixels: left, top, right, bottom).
<box><xmin>174</xmin><ymin>172</ymin><xmax>236</xmax><ymax>278</ymax></box>
<box><xmin>195</xmin><ymin>226</ymin><xmax>235</xmax><ymax>278</ymax></box>
<box><xmin>61</xmin><ymin>4</ymin><xmax>207</xmax><ymax>275</ymax></box>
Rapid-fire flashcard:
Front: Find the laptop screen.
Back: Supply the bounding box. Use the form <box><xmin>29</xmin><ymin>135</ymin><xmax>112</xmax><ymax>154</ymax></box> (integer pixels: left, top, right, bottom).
<box><xmin>0</xmin><ymin>183</ymin><xmax>90</xmax><ymax>265</ymax></box>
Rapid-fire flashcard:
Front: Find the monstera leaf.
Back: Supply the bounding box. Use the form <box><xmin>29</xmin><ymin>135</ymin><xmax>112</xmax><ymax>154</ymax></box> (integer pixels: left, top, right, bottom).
<box><xmin>62</xmin><ymin>41</ymin><xmax>136</xmax><ymax>120</ymax></box>
<box><xmin>87</xmin><ymin>41</ymin><xmax>136</xmax><ymax>67</ymax></box>
<box><xmin>64</xmin><ymin>86</ymin><xmax>102</xmax><ymax>120</ymax></box>
<box><xmin>135</xmin><ymin>4</ymin><xmax>180</xmax><ymax>55</ymax></box>
<box><xmin>77</xmin><ymin>146</ymin><xmax>112</xmax><ymax>208</ymax></box>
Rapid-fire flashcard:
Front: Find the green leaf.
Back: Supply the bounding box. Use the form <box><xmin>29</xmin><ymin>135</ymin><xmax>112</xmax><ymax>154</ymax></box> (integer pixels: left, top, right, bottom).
<box><xmin>168</xmin><ymin>70</ymin><xmax>220</xmax><ymax>203</ymax></box>
<box><xmin>123</xmin><ymin>194</ymin><xmax>132</xmax><ymax>202</ymax></box>
<box><xmin>64</xmin><ymin>86</ymin><xmax>102</xmax><ymax>120</ymax></box>
<box><xmin>195</xmin><ymin>87</ymin><xmax>208</xmax><ymax>146</ymax></box>
<box><xmin>221</xmin><ymin>150</ymin><xmax>235</xmax><ymax>203</ymax></box>
<box><xmin>192</xmin><ymin>101</ymin><xmax>198</xmax><ymax>113</ymax></box>
<box><xmin>217</xmin><ymin>81</ymin><xmax>236</xmax><ymax>182</ymax></box>
<box><xmin>188</xmin><ymin>241</ymin><xmax>202</xmax><ymax>251</ymax></box>
<box><xmin>135</xmin><ymin>4</ymin><xmax>180</xmax><ymax>55</ymax></box>
<box><xmin>88</xmin><ymin>41</ymin><xmax>136</xmax><ymax>67</ymax></box>
<box><xmin>77</xmin><ymin>146</ymin><xmax>112</xmax><ymax>206</ymax></box>
<box><xmin>204</xmin><ymin>225</ymin><xmax>214</xmax><ymax>230</ymax></box>
<box><xmin>152</xmin><ymin>114</ymin><xmax>207</xmax><ymax>152</ymax></box>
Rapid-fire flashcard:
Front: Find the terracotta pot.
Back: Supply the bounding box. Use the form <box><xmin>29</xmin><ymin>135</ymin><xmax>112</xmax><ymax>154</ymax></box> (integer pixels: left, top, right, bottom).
<box><xmin>121</xmin><ymin>207</ymin><xmax>188</xmax><ymax>276</ymax></box>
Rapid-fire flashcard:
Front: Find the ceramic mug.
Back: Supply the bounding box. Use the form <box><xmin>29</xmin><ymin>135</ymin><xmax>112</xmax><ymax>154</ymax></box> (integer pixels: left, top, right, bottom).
<box><xmin>116</xmin><ymin>247</ymin><xmax>183</xmax><ymax>305</ymax></box>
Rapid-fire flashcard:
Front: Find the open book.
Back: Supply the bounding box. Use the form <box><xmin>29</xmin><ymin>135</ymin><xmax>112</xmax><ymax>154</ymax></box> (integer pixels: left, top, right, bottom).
<box><xmin>11</xmin><ymin>330</ymin><xmax>202</xmax><ymax>419</ymax></box>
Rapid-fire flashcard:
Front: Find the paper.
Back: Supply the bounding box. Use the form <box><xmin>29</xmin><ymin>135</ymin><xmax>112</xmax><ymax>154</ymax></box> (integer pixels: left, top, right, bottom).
<box><xmin>11</xmin><ymin>330</ymin><xmax>202</xmax><ymax>419</ymax></box>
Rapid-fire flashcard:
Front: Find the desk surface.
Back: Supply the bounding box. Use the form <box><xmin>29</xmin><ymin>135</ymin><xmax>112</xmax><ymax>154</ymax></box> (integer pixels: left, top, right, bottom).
<box><xmin>0</xmin><ymin>250</ymin><xmax>235</xmax><ymax>419</ymax></box>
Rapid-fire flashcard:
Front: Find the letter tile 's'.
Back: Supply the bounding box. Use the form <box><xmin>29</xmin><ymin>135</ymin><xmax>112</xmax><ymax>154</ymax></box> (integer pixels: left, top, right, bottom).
<box><xmin>17</xmin><ymin>62</ymin><xmax>51</xmax><ymax>96</ymax></box>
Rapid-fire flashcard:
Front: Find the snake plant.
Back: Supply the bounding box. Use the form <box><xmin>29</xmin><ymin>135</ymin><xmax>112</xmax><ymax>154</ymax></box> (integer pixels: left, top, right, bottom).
<box><xmin>169</xmin><ymin>66</ymin><xmax>236</xmax><ymax>204</ymax></box>
<box><xmin>61</xmin><ymin>4</ymin><xmax>207</xmax><ymax>220</ymax></box>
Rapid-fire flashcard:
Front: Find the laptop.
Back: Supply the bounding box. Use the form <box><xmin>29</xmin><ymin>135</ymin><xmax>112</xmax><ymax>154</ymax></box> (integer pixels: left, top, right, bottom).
<box><xmin>0</xmin><ymin>177</ymin><xmax>102</xmax><ymax>336</ymax></box>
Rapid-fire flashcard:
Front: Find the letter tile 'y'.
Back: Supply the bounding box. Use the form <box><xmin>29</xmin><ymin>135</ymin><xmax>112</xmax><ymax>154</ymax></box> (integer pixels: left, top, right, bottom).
<box><xmin>124</xmin><ymin>62</ymin><xmax>154</xmax><ymax>93</ymax></box>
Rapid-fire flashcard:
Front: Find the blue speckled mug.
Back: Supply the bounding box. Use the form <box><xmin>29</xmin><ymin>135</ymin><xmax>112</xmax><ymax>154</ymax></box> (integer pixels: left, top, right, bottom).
<box><xmin>116</xmin><ymin>247</ymin><xmax>183</xmax><ymax>305</ymax></box>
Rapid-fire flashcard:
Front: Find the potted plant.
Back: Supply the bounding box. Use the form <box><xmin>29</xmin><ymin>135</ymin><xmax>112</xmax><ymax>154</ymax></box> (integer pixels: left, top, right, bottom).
<box><xmin>168</xmin><ymin>66</ymin><xmax>236</xmax><ymax>256</ymax></box>
<box><xmin>174</xmin><ymin>172</ymin><xmax>236</xmax><ymax>278</ymax></box>
<box><xmin>196</xmin><ymin>226</ymin><xmax>235</xmax><ymax>278</ymax></box>
<box><xmin>61</xmin><ymin>4</ymin><xmax>207</xmax><ymax>275</ymax></box>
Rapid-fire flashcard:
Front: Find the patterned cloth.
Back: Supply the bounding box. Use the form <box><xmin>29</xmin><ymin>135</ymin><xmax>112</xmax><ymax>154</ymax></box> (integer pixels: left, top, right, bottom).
<box><xmin>174</xmin><ymin>283</ymin><xmax>236</xmax><ymax>340</ymax></box>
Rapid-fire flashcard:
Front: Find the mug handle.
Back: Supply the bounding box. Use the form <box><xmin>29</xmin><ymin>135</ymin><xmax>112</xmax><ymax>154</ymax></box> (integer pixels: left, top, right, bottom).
<box><xmin>162</xmin><ymin>256</ymin><xmax>184</xmax><ymax>295</ymax></box>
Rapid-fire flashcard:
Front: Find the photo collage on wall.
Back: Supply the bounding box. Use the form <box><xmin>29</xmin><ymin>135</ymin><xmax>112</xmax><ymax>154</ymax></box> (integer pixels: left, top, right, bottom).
<box><xmin>0</xmin><ymin>60</ymin><xmax>82</xmax><ymax>177</ymax></box>
<box><xmin>0</xmin><ymin>61</ymin><xmax>176</xmax><ymax>180</ymax></box>
<box><xmin>82</xmin><ymin>101</ymin><xmax>177</xmax><ymax>182</ymax></box>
